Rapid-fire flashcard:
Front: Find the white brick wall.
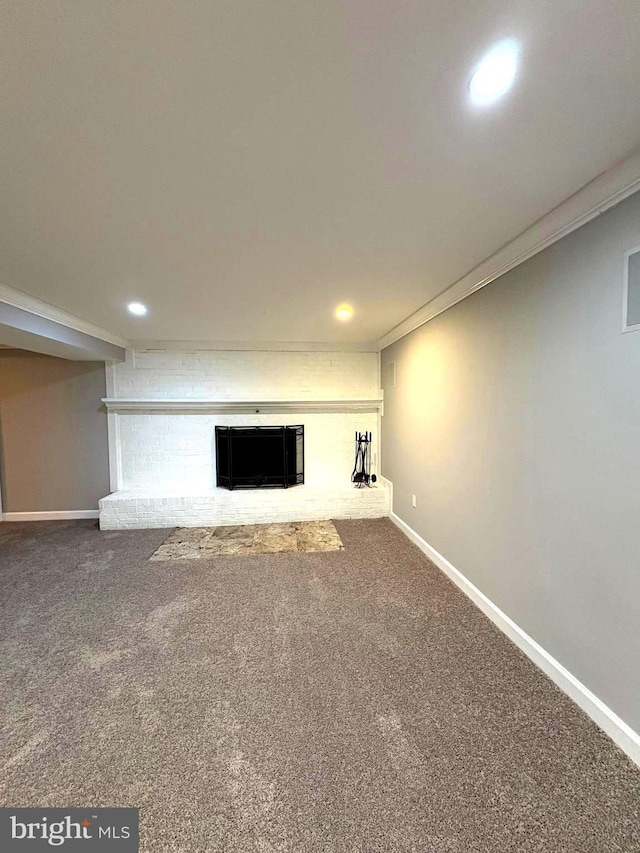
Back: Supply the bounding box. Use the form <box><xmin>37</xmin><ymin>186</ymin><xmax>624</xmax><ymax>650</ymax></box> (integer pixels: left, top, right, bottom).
<box><xmin>113</xmin><ymin>350</ymin><xmax>379</xmax><ymax>399</ymax></box>
<box><xmin>118</xmin><ymin>412</ymin><xmax>378</xmax><ymax>490</ymax></box>
<box><xmin>102</xmin><ymin>348</ymin><xmax>385</xmax><ymax>528</ymax></box>
<box><xmin>99</xmin><ymin>483</ymin><xmax>389</xmax><ymax>529</ymax></box>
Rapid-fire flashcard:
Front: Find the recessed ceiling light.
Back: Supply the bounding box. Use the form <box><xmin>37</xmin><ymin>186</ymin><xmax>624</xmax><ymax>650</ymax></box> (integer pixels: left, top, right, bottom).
<box><xmin>127</xmin><ymin>302</ymin><xmax>148</xmax><ymax>316</ymax></box>
<box><xmin>335</xmin><ymin>304</ymin><xmax>353</xmax><ymax>321</ymax></box>
<box><xmin>469</xmin><ymin>39</ymin><xmax>520</xmax><ymax>105</ymax></box>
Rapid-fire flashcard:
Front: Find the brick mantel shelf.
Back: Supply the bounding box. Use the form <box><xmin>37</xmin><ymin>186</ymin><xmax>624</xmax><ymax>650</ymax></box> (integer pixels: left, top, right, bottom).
<box><xmin>102</xmin><ymin>397</ymin><xmax>384</xmax><ymax>414</ymax></box>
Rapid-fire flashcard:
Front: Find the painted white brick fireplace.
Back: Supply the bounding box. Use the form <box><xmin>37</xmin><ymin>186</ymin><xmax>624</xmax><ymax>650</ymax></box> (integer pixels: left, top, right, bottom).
<box><xmin>99</xmin><ymin>348</ymin><xmax>389</xmax><ymax>529</ymax></box>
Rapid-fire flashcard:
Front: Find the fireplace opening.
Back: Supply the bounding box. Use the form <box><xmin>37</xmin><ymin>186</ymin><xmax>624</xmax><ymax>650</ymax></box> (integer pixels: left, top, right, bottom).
<box><xmin>215</xmin><ymin>425</ymin><xmax>304</xmax><ymax>490</ymax></box>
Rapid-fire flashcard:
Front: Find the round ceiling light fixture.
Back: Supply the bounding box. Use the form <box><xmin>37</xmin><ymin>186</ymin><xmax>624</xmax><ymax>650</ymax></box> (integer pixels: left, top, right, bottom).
<box><xmin>335</xmin><ymin>304</ymin><xmax>354</xmax><ymax>321</ymax></box>
<box><xmin>469</xmin><ymin>39</ymin><xmax>520</xmax><ymax>105</ymax></box>
<box><xmin>127</xmin><ymin>301</ymin><xmax>148</xmax><ymax>316</ymax></box>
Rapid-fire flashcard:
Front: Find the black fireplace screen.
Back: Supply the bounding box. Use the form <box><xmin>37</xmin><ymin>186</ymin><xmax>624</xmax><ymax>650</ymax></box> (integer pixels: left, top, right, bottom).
<box><xmin>215</xmin><ymin>425</ymin><xmax>304</xmax><ymax>490</ymax></box>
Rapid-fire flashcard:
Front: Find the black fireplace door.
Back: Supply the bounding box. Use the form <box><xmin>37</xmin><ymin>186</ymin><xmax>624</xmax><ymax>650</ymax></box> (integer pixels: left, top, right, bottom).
<box><xmin>216</xmin><ymin>425</ymin><xmax>304</xmax><ymax>490</ymax></box>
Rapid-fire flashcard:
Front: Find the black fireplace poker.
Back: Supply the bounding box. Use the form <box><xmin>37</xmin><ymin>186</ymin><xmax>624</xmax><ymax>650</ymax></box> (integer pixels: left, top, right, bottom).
<box><xmin>351</xmin><ymin>431</ymin><xmax>377</xmax><ymax>488</ymax></box>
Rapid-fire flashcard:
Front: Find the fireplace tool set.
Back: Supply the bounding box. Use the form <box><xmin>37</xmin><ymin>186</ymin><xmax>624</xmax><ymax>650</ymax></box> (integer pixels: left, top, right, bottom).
<box><xmin>351</xmin><ymin>431</ymin><xmax>377</xmax><ymax>487</ymax></box>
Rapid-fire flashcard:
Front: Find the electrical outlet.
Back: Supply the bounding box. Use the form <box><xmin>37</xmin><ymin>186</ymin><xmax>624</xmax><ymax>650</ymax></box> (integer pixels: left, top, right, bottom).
<box><xmin>411</xmin><ymin>494</ymin><xmax>417</xmax><ymax>508</ymax></box>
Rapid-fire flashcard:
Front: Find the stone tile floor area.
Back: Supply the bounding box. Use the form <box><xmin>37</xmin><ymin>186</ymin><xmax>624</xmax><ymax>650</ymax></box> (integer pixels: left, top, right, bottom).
<box><xmin>150</xmin><ymin>520</ymin><xmax>344</xmax><ymax>560</ymax></box>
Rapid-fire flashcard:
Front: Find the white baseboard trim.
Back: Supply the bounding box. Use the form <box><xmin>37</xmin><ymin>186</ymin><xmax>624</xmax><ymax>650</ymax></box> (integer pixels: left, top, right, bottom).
<box><xmin>389</xmin><ymin>510</ymin><xmax>640</xmax><ymax>768</ymax></box>
<box><xmin>2</xmin><ymin>510</ymin><xmax>99</xmax><ymax>522</ymax></box>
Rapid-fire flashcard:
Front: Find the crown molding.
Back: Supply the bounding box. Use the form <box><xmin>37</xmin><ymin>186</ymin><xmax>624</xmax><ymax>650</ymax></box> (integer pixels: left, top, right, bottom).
<box><xmin>0</xmin><ymin>283</ymin><xmax>129</xmax><ymax>349</ymax></box>
<box><xmin>129</xmin><ymin>340</ymin><xmax>378</xmax><ymax>353</ymax></box>
<box><xmin>377</xmin><ymin>146</ymin><xmax>640</xmax><ymax>351</ymax></box>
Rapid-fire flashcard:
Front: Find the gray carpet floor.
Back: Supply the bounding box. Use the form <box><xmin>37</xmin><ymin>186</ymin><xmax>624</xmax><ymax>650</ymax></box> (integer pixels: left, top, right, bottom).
<box><xmin>1</xmin><ymin>519</ymin><xmax>639</xmax><ymax>852</ymax></box>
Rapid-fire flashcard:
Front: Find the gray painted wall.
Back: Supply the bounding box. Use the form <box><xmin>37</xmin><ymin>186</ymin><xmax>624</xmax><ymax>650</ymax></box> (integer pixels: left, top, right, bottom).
<box><xmin>0</xmin><ymin>350</ymin><xmax>109</xmax><ymax>512</ymax></box>
<box><xmin>381</xmin><ymin>190</ymin><xmax>640</xmax><ymax>734</ymax></box>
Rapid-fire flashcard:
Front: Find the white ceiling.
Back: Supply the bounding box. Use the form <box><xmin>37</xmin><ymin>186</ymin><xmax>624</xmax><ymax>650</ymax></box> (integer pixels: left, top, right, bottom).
<box><xmin>1</xmin><ymin>0</ymin><xmax>640</xmax><ymax>344</ymax></box>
